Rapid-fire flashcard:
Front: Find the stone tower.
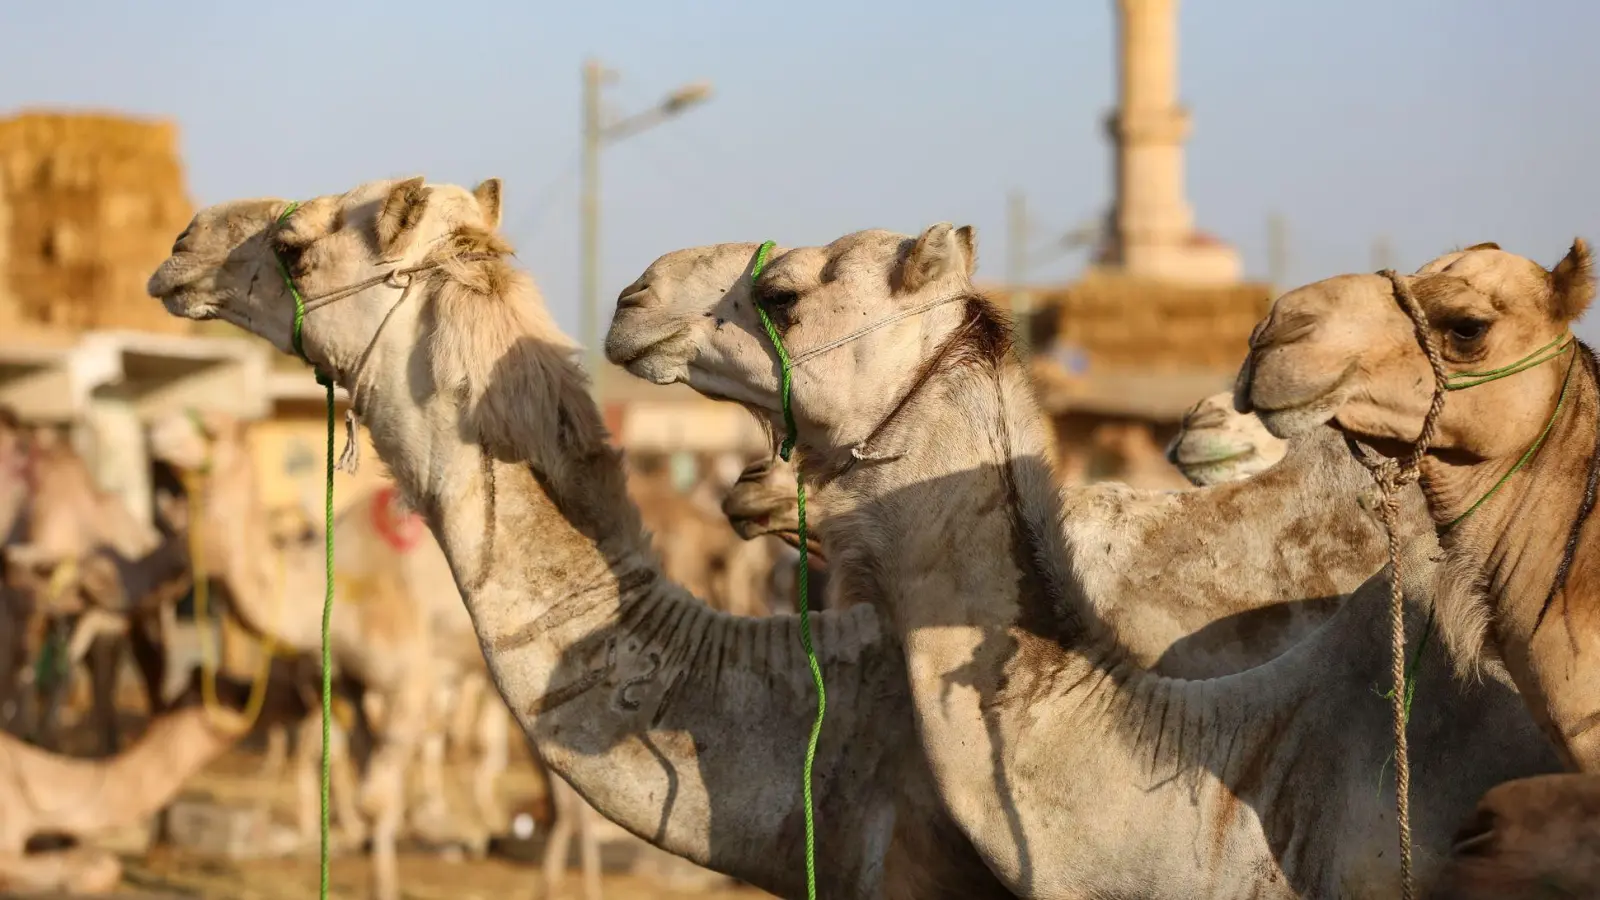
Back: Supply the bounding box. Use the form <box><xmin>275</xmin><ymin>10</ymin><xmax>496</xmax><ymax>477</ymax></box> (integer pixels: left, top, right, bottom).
<box><xmin>1100</xmin><ymin>0</ymin><xmax>1240</xmax><ymax>285</ymax></box>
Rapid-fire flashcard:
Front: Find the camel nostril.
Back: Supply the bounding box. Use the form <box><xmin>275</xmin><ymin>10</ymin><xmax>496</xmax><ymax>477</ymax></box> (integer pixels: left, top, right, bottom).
<box><xmin>615</xmin><ymin>282</ymin><xmax>651</xmax><ymax>311</ymax></box>
<box><xmin>1252</xmin><ymin>310</ymin><xmax>1319</xmax><ymax>351</ymax></box>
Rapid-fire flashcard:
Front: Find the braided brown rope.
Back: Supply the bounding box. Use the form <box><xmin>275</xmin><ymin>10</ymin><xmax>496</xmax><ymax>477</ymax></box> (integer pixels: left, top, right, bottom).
<box><xmin>1362</xmin><ymin>270</ymin><xmax>1450</xmax><ymax>900</ymax></box>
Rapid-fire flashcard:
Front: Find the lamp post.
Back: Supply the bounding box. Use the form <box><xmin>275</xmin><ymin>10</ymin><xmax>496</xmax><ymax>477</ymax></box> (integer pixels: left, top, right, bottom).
<box><xmin>580</xmin><ymin>59</ymin><xmax>713</xmax><ymax>389</ymax></box>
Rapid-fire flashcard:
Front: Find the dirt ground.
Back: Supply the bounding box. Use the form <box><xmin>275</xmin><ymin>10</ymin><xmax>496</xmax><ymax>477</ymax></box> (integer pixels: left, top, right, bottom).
<box><xmin>22</xmin><ymin>707</ymin><xmax>775</xmax><ymax>900</ymax></box>
<box><xmin>114</xmin><ymin>849</ymin><xmax>775</xmax><ymax>900</ymax></box>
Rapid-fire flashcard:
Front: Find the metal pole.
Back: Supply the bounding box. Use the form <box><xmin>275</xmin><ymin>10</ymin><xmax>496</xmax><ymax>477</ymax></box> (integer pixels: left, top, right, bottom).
<box><xmin>580</xmin><ymin>59</ymin><xmax>604</xmax><ymax>389</ymax></box>
<box><xmin>1266</xmin><ymin>211</ymin><xmax>1289</xmax><ymax>294</ymax></box>
<box><xmin>1007</xmin><ymin>190</ymin><xmax>1031</xmax><ymax>354</ymax></box>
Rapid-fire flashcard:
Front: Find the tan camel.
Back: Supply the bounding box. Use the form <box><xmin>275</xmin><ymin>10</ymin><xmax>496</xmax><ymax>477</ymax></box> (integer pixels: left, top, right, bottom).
<box><xmin>0</xmin><ymin>419</ymin><xmax>168</xmax><ymax>754</ymax></box>
<box><xmin>1166</xmin><ymin>391</ymin><xmax>1288</xmax><ymax>486</ymax></box>
<box><xmin>1236</xmin><ymin>241</ymin><xmax>1600</xmax><ymax>771</ymax></box>
<box><xmin>145</xmin><ymin>178</ymin><xmax>1565</xmax><ymax>898</ymax></box>
<box><xmin>147</xmin><ymin>409</ymin><xmax>496</xmax><ymax>900</ymax></box>
<box><xmin>0</xmin><ymin>668</ymin><xmax>254</xmax><ymax>895</ymax></box>
<box><xmin>1424</xmin><ymin>772</ymin><xmax>1600</xmax><ymax>899</ymax></box>
<box><xmin>608</xmin><ymin>227</ymin><xmax>1573</xmax><ymax>896</ymax></box>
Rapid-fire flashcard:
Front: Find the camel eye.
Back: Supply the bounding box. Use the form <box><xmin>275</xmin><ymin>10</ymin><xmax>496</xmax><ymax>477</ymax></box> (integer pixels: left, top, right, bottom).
<box><xmin>757</xmin><ymin>288</ymin><xmax>800</xmax><ymax>310</ymax></box>
<box><xmin>1447</xmin><ymin>318</ymin><xmax>1488</xmax><ymax>343</ymax></box>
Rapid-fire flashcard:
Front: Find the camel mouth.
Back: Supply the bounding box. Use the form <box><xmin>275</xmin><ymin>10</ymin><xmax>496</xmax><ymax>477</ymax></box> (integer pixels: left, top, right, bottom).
<box><xmin>1165</xmin><ymin>441</ymin><xmax>1257</xmax><ymax>470</ymax></box>
<box><xmin>605</xmin><ymin>305</ymin><xmax>690</xmax><ymax>363</ymax></box>
<box><xmin>1241</xmin><ymin>357</ymin><xmax>1355</xmax><ymax>440</ymax></box>
<box><xmin>1170</xmin><ymin>453</ymin><xmax>1261</xmax><ymax>487</ymax></box>
<box><xmin>158</xmin><ymin>291</ymin><xmax>217</xmax><ymax>322</ymax></box>
<box><xmin>604</xmin><ymin>317</ymin><xmax>694</xmax><ymax>385</ymax></box>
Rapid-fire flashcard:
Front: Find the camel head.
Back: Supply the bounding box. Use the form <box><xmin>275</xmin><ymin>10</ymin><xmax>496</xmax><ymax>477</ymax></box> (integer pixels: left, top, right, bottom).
<box><xmin>1239</xmin><ymin>241</ymin><xmax>1595</xmax><ymax>467</ymax></box>
<box><xmin>720</xmin><ymin>455</ymin><xmax>826</xmax><ymax>565</ymax></box>
<box><xmin>605</xmin><ymin>224</ymin><xmax>990</xmax><ymax>461</ymax></box>
<box><xmin>147</xmin><ymin>176</ymin><xmax>508</xmax><ymax>379</ymax></box>
<box><xmin>1165</xmin><ymin>391</ymin><xmax>1288</xmax><ymax>487</ymax></box>
<box><xmin>147</xmin><ymin>407</ymin><xmax>235</xmax><ymax>476</ymax></box>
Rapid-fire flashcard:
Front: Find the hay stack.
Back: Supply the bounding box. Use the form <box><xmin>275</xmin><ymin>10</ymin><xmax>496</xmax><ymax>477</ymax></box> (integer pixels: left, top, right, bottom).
<box><xmin>0</xmin><ymin>110</ymin><xmax>195</xmax><ymax>335</ymax></box>
<box><xmin>0</xmin><ymin>165</ymin><xmax>12</xmax><ymax>327</ymax></box>
<box><xmin>997</xmin><ymin>270</ymin><xmax>1274</xmax><ymax>372</ymax></box>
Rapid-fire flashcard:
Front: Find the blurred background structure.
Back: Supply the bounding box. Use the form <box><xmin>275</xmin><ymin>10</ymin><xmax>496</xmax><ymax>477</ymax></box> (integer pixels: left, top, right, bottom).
<box><xmin>0</xmin><ymin>0</ymin><xmax>1594</xmax><ymax>896</ymax></box>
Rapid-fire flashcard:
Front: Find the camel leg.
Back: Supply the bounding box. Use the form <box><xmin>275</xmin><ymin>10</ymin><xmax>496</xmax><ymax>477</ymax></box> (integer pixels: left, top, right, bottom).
<box><xmin>576</xmin><ymin>790</ymin><xmax>602</xmax><ymax>900</ymax></box>
<box><xmin>85</xmin><ymin>631</ymin><xmax>122</xmax><ymax>756</ymax></box>
<box><xmin>259</xmin><ymin>722</ymin><xmax>289</xmax><ymax>777</ymax></box>
<box><xmin>446</xmin><ymin>672</ymin><xmax>485</xmax><ymax>762</ymax></box>
<box><xmin>412</xmin><ymin>725</ymin><xmax>451</xmax><ymax>839</ymax></box>
<box><xmin>361</xmin><ymin>673</ymin><xmax>429</xmax><ymax>900</ymax></box>
<box><xmin>410</xmin><ymin>678</ymin><xmax>455</xmax><ymax>837</ymax></box>
<box><xmin>294</xmin><ymin>709</ymin><xmax>320</xmax><ymax>841</ymax></box>
<box><xmin>471</xmin><ymin>698</ymin><xmax>509</xmax><ymax>841</ymax></box>
<box><xmin>540</xmin><ymin>776</ymin><xmax>574</xmax><ymax>900</ymax></box>
<box><xmin>0</xmin><ymin>599</ymin><xmax>21</xmax><ymax>735</ymax></box>
<box><xmin>127</xmin><ymin>610</ymin><xmax>168</xmax><ymax>716</ymax></box>
<box><xmin>294</xmin><ymin>707</ymin><xmax>365</xmax><ymax>847</ymax></box>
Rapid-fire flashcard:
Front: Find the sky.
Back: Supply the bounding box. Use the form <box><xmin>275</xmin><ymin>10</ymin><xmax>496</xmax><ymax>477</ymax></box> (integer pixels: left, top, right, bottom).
<box><xmin>4</xmin><ymin>0</ymin><xmax>1598</xmax><ymax>343</ymax></box>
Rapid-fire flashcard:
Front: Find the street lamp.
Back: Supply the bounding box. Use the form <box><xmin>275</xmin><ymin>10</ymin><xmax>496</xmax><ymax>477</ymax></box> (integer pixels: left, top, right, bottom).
<box><xmin>580</xmin><ymin>60</ymin><xmax>713</xmax><ymax>388</ymax></box>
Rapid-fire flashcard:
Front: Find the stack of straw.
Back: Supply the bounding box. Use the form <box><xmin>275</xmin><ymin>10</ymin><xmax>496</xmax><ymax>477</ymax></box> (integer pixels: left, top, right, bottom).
<box><xmin>999</xmin><ymin>271</ymin><xmax>1274</xmax><ymax>372</ymax></box>
<box><xmin>0</xmin><ymin>110</ymin><xmax>195</xmax><ymax>335</ymax></box>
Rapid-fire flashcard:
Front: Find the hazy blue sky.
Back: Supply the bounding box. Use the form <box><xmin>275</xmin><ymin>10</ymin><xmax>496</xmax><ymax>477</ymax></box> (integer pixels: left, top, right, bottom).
<box><xmin>4</xmin><ymin>0</ymin><xmax>1598</xmax><ymax>341</ymax></box>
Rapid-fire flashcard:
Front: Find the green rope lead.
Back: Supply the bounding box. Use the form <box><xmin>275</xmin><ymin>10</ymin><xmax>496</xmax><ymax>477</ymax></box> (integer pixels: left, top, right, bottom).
<box><xmin>275</xmin><ymin>201</ymin><xmax>337</xmax><ymax>900</ymax></box>
<box><xmin>750</xmin><ymin>240</ymin><xmax>825</xmax><ymax>900</ymax></box>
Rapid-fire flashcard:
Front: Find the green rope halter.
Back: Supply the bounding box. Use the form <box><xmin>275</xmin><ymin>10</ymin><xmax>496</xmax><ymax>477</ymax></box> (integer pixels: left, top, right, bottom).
<box><xmin>749</xmin><ymin>239</ymin><xmax>825</xmax><ymax>900</ymax></box>
<box><xmin>273</xmin><ymin>201</ymin><xmax>338</xmax><ymax>900</ymax></box>
<box><xmin>1388</xmin><ymin>331</ymin><xmax>1577</xmax><ymax>727</ymax></box>
<box><xmin>1443</xmin><ymin>335</ymin><xmax>1577</xmax><ymax>529</ymax></box>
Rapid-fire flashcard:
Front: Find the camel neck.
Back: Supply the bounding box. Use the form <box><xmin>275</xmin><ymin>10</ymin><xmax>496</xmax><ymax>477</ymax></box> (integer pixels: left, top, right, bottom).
<box><xmin>1426</xmin><ymin>355</ymin><xmax>1600</xmax><ymax>757</ymax></box>
<box><xmin>809</xmin><ymin>351</ymin><xmax>1099</xmax><ymax>651</ymax></box>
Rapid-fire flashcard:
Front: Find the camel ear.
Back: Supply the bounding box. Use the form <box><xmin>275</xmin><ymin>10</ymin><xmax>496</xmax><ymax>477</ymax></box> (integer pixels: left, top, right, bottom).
<box><xmin>899</xmin><ymin>223</ymin><xmax>978</xmax><ymax>293</ymax></box>
<box><xmin>376</xmin><ymin>176</ymin><xmax>429</xmax><ymax>257</ymax></box>
<box><xmin>274</xmin><ymin>199</ymin><xmax>340</xmax><ymax>250</ymax></box>
<box><xmin>1550</xmin><ymin>238</ymin><xmax>1595</xmax><ymax>323</ymax></box>
<box><xmin>1464</xmin><ymin>242</ymin><xmax>1500</xmax><ymax>252</ymax></box>
<box><xmin>472</xmin><ymin>178</ymin><xmax>503</xmax><ymax>229</ymax></box>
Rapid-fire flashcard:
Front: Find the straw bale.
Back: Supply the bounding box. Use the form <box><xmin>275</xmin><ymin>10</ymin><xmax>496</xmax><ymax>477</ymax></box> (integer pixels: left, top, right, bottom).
<box><xmin>991</xmin><ymin>272</ymin><xmax>1273</xmax><ymax>373</ymax></box>
<box><xmin>0</xmin><ymin>110</ymin><xmax>195</xmax><ymax>335</ymax></box>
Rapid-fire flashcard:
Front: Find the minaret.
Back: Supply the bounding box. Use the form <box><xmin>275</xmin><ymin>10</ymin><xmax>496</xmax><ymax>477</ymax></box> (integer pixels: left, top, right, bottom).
<box><xmin>1102</xmin><ymin>0</ymin><xmax>1240</xmax><ymax>284</ymax></box>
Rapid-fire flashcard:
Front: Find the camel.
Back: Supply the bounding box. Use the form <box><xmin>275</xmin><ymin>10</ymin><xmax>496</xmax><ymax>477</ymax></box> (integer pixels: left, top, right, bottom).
<box><xmin>1166</xmin><ymin>391</ymin><xmax>1288</xmax><ymax>486</ymax></box>
<box><xmin>146</xmin><ymin>409</ymin><xmax>499</xmax><ymax>899</ymax></box>
<box><xmin>0</xmin><ymin>667</ymin><xmax>255</xmax><ymax>895</ymax></box>
<box><xmin>144</xmin><ymin>178</ymin><xmax>1566</xmax><ymax>898</ymax></box>
<box><xmin>1235</xmin><ymin>241</ymin><xmax>1600</xmax><ymax>772</ymax></box>
<box><xmin>0</xmin><ymin>416</ymin><xmax>169</xmax><ymax>754</ymax></box>
<box><xmin>606</xmin><ymin>227</ymin><xmax>1576</xmax><ymax>896</ymax></box>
